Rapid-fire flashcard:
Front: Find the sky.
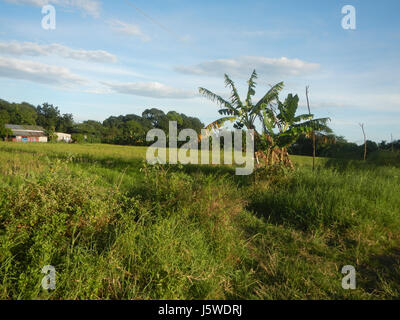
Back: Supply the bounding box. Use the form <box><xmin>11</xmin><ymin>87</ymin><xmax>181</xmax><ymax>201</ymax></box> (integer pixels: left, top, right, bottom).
<box><xmin>0</xmin><ymin>0</ymin><xmax>399</xmax><ymax>143</ymax></box>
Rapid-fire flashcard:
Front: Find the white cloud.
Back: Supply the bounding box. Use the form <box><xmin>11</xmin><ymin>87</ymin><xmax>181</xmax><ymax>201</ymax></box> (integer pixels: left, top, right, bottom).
<box><xmin>102</xmin><ymin>81</ymin><xmax>195</xmax><ymax>99</ymax></box>
<box><xmin>0</xmin><ymin>56</ymin><xmax>87</xmax><ymax>86</ymax></box>
<box><xmin>175</xmin><ymin>56</ymin><xmax>320</xmax><ymax>78</ymax></box>
<box><xmin>301</xmin><ymin>92</ymin><xmax>400</xmax><ymax>113</ymax></box>
<box><xmin>0</xmin><ymin>41</ymin><xmax>117</xmax><ymax>63</ymax></box>
<box><xmin>69</xmin><ymin>62</ymin><xmax>146</xmax><ymax>78</ymax></box>
<box><xmin>4</xmin><ymin>0</ymin><xmax>101</xmax><ymax>17</ymax></box>
<box><xmin>108</xmin><ymin>19</ymin><xmax>151</xmax><ymax>42</ymax></box>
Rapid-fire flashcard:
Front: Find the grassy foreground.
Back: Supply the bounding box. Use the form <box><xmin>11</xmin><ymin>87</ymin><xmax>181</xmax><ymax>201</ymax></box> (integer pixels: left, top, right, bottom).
<box><xmin>0</xmin><ymin>142</ymin><xmax>399</xmax><ymax>299</ymax></box>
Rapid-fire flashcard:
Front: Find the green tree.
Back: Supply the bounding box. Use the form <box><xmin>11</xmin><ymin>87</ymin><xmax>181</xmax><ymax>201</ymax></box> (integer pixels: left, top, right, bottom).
<box><xmin>0</xmin><ymin>109</ymin><xmax>10</xmax><ymax>125</ymax></box>
<box><xmin>0</xmin><ymin>109</ymin><xmax>11</xmax><ymax>140</ymax></box>
<box><xmin>181</xmin><ymin>114</ymin><xmax>204</xmax><ymax>134</ymax></box>
<box><xmin>72</xmin><ymin>120</ymin><xmax>104</xmax><ymax>143</ymax></box>
<box><xmin>122</xmin><ymin>120</ymin><xmax>146</xmax><ymax>145</ymax></box>
<box><xmin>45</xmin><ymin>126</ymin><xmax>57</xmax><ymax>142</ymax></box>
<box><xmin>199</xmin><ymin>70</ymin><xmax>331</xmax><ymax>168</ymax></box>
<box><xmin>260</xmin><ymin>93</ymin><xmax>331</xmax><ymax>166</ymax></box>
<box><xmin>57</xmin><ymin>113</ymin><xmax>74</xmax><ymax>133</ymax></box>
<box><xmin>199</xmin><ymin>70</ymin><xmax>283</xmax><ymax>166</ymax></box>
<box><xmin>142</xmin><ymin>108</ymin><xmax>168</xmax><ymax>129</ymax></box>
<box><xmin>36</xmin><ymin>103</ymin><xmax>61</xmax><ymax>130</ymax></box>
<box><xmin>12</xmin><ymin>103</ymin><xmax>37</xmax><ymax>125</ymax></box>
<box><xmin>166</xmin><ymin>111</ymin><xmax>183</xmax><ymax>127</ymax></box>
<box><xmin>199</xmin><ymin>70</ymin><xmax>283</xmax><ymax>133</ymax></box>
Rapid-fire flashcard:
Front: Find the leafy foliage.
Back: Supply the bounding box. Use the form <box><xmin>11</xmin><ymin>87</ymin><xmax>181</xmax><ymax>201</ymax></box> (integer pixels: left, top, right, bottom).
<box><xmin>0</xmin><ymin>98</ymin><xmax>204</xmax><ymax>145</ymax></box>
<box><xmin>199</xmin><ymin>71</ymin><xmax>284</xmax><ymax>133</ymax></box>
<box><xmin>263</xmin><ymin>93</ymin><xmax>332</xmax><ymax>149</ymax></box>
<box><xmin>199</xmin><ymin>70</ymin><xmax>331</xmax><ymax>167</ymax></box>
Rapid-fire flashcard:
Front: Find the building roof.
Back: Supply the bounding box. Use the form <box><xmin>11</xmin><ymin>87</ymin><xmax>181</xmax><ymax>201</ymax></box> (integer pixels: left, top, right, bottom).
<box><xmin>5</xmin><ymin>124</ymin><xmax>45</xmax><ymax>131</ymax></box>
<box><xmin>55</xmin><ymin>132</ymin><xmax>72</xmax><ymax>136</ymax></box>
<box><xmin>10</xmin><ymin>130</ymin><xmax>45</xmax><ymax>137</ymax></box>
<box><xmin>5</xmin><ymin>124</ymin><xmax>46</xmax><ymax>137</ymax></box>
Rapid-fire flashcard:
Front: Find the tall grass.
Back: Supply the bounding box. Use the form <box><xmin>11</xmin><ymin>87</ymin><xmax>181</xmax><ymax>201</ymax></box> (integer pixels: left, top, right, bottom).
<box><xmin>0</xmin><ymin>142</ymin><xmax>399</xmax><ymax>299</ymax></box>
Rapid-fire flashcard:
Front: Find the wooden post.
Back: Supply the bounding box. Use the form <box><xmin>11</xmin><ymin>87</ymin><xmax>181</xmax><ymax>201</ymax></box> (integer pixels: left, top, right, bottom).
<box><xmin>306</xmin><ymin>86</ymin><xmax>316</xmax><ymax>170</ymax></box>
<box><xmin>391</xmin><ymin>133</ymin><xmax>394</xmax><ymax>153</ymax></box>
<box><xmin>359</xmin><ymin>123</ymin><xmax>367</xmax><ymax>161</ymax></box>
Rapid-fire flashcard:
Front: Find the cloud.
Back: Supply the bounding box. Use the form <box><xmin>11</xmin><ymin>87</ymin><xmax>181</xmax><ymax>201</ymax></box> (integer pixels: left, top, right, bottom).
<box><xmin>102</xmin><ymin>81</ymin><xmax>195</xmax><ymax>99</ymax></box>
<box><xmin>175</xmin><ymin>56</ymin><xmax>320</xmax><ymax>78</ymax></box>
<box><xmin>108</xmin><ymin>19</ymin><xmax>151</xmax><ymax>42</ymax></box>
<box><xmin>300</xmin><ymin>92</ymin><xmax>400</xmax><ymax>113</ymax></box>
<box><xmin>0</xmin><ymin>56</ymin><xmax>87</xmax><ymax>86</ymax></box>
<box><xmin>0</xmin><ymin>41</ymin><xmax>117</xmax><ymax>63</ymax></box>
<box><xmin>4</xmin><ymin>0</ymin><xmax>101</xmax><ymax>17</ymax></box>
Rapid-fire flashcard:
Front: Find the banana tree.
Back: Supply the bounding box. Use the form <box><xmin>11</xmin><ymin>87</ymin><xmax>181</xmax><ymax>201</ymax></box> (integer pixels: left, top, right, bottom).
<box><xmin>260</xmin><ymin>93</ymin><xmax>332</xmax><ymax>166</ymax></box>
<box><xmin>199</xmin><ymin>70</ymin><xmax>331</xmax><ymax>169</ymax></box>
<box><xmin>199</xmin><ymin>70</ymin><xmax>283</xmax><ymax>132</ymax></box>
<box><xmin>199</xmin><ymin>70</ymin><xmax>283</xmax><ymax>163</ymax></box>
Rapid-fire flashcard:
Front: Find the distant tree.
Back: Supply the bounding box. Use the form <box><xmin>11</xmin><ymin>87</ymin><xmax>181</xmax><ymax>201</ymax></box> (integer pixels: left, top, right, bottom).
<box><xmin>45</xmin><ymin>126</ymin><xmax>57</xmax><ymax>142</ymax></box>
<box><xmin>379</xmin><ymin>139</ymin><xmax>400</xmax><ymax>152</ymax></box>
<box><xmin>36</xmin><ymin>103</ymin><xmax>61</xmax><ymax>130</ymax></box>
<box><xmin>181</xmin><ymin>114</ymin><xmax>204</xmax><ymax>134</ymax></box>
<box><xmin>72</xmin><ymin>120</ymin><xmax>104</xmax><ymax>143</ymax></box>
<box><xmin>13</xmin><ymin>103</ymin><xmax>37</xmax><ymax>125</ymax></box>
<box><xmin>288</xmin><ymin>135</ymin><xmax>314</xmax><ymax>156</ymax></box>
<box><xmin>320</xmin><ymin>136</ymin><xmax>359</xmax><ymax>159</ymax></box>
<box><xmin>142</xmin><ymin>108</ymin><xmax>167</xmax><ymax>129</ymax></box>
<box><xmin>0</xmin><ymin>100</ymin><xmax>37</xmax><ymax>126</ymax></box>
<box><xmin>71</xmin><ymin>133</ymin><xmax>85</xmax><ymax>143</ymax></box>
<box><xmin>0</xmin><ymin>109</ymin><xmax>10</xmax><ymax>125</ymax></box>
<box><xmin>0</xmin><ymin>109</ymin><xmax>11</xmax><ymax>140</ymax></box>
<box><xmin>166</xmin><ymin>111</ymin><xmax>183</xmax><ymax>127</ymax></box>
<box><xmin>141</xmin><ymin>108</ymin><xmax>204</xmax><ymax>137</ymax></box>
<box><xmin>122</xmin><ymin>120</ymin><xmax>146</xmax><ymax>145</ymax></box>
<box><xmin>57</xmin><ymin>113</ymin><xmax>74</xmax><ymax>133</ymax></box>
<box><xmin>363</xmin><ymin>140</ymin><xmax>378</xmax><ymax>157</ymax></box>
<box><xmin>103</xmin><ymin>116</ymin><xmax>121</xmax><ymax>128</ymax></box>
<box><xmin>379</xmin><ymin>140</ymin><xmax>389</xmax><ymax>150</ymax></box>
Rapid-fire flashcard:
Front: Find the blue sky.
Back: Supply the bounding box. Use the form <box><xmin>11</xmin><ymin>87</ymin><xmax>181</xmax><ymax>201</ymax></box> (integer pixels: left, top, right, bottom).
<box><xmin>0</xmin><ymin>0</ymin><xmax>399</xmax><ymax>143</ymax></box>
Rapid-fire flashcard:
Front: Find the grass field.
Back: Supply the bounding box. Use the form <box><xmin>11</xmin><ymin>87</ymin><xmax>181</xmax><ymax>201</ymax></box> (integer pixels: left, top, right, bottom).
<box><xmin>1</xmin><ymin>142</ymin><xmax>399</xmax><ymax>299</ymax></box>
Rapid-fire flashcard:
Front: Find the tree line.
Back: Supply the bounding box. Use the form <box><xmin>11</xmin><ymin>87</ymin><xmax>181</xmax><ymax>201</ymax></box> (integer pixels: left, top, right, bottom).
<box><xmin>1</xmin><ymin>98</ymin><xmax>398</xmax><ymax>161</ymax></box>
<box><xmin>288</xmin><ymin>134</ymin><xmax>400</xmax><ymax>160</ymax></box>
<box><xmin>0</xmin><ymin>99</ymin><xmax>73</xmax><ymax>139</ymax></box>
<box><xmin>0</xmin><ymin>99</ymin><xmax>204</xmax><ymax>146</ymax></box>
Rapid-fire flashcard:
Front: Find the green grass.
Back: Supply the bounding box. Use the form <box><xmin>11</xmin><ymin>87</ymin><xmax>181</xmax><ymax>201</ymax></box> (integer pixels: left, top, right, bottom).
<box><xmin>0</xmin><ymin>142</ymin><xmax>399</xmax><ymax>299</ymax></box>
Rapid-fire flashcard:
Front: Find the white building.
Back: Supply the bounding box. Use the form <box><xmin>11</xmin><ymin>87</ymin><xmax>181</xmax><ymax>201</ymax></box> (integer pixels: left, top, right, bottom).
<box><xmin>55</xmin><ymin>132</ymin><xmax>72</xmax><ymax>143</ymax></box>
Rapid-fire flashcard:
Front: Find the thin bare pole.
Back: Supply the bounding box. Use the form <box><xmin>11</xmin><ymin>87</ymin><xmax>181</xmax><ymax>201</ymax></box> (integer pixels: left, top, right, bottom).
<box><xmin>359</xmin><ymin>123</ymin><xmax>367</xmax><ymax>161</ymax></box>
<box><xmin>391</xmin><ymin>133</ymin><xmax>394</xmax><ymax>153</ymax></box>
<box><xmin>306</xmin><ymin>86</ymin><xmax>316</xmax><ymax>170</ymax></box>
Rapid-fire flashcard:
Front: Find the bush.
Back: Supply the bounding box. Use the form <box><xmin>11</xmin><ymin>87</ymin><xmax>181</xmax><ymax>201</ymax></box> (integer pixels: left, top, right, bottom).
<box><xmin>0</xmin><ymin>162</ymin><xmax>121</xmax><ymax>299</ymax></box>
